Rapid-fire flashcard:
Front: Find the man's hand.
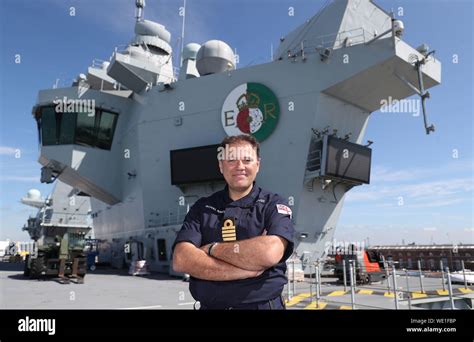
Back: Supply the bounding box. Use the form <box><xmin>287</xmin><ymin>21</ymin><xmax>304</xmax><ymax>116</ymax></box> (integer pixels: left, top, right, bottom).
<box><xmin>199</xmin><ymin>244</ymin><xmax>210</xmax><ymax>254</ymax></box>
<box><xmin>201</xmin><ymin>235</ymin><xmax>288</xmax><ymax>272</ymax></box>
<box><xmin>173</xmin><ymin>242</ymin><xmax>264</xmax><ymax>281</ymax></box>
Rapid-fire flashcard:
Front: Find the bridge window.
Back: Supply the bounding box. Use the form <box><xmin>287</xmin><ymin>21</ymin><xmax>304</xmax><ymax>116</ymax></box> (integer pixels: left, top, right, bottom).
<box><xmin>76</xmin><ymin>111</ymin><xmax>98</xmax><ymax>147</ymax></box>
<box><xmin>36</xmin><ymin>106</ymin><xmax>117</xmax><ymax>150</ymax></box>
<box><xmin>59</xmin><ymin>112</ymin><xmax>76</xmax><ymax>145</ymax></box>
<box><xmin>97</xmin><ymin>111</ymin><xmax>117</xmax><ymax>150</ymax></box>
<box><xmin>40</xmin><ymin>107</ymin><xmax>58</xmax><ymax>145</ymax></box>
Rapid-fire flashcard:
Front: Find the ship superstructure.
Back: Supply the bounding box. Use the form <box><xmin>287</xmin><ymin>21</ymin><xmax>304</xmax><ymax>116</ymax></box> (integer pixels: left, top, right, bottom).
<box><xmin>32</xmin><ymin>0</ymin><xmax>441</xmax><ymax>274</ymax></box>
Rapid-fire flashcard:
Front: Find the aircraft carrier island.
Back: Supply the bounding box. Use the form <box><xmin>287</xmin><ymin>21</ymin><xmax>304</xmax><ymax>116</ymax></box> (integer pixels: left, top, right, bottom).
<box><xmin>2</xmin><ymin>0</ymin><xmax>472</xmax><ymax>313</ymax></box>
<box><xmin>31</xmin><ymin>0</ymin><xmax>441</xmax><ymax>273</ymax></box>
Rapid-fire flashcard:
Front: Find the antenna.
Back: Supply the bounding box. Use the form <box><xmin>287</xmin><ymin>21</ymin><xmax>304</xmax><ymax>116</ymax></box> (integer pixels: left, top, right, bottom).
<box><xmin>136</xmin><ymin>0</ymin><xmax>145</xmax><ymax>22</ymax></box>
<box><xmin>395</xmin><ymin>53</ymin><xmax>436</xmax><ymax>135</ymax></box>
<box><xmin>414</xmin><ymin>54</ymin><xmax>436</xmax><ymax>134</ymax></box>
<box><xmin>179</xmin><ymin>0</ymin><xmax>186</xmax><ymax>67</ymax></box>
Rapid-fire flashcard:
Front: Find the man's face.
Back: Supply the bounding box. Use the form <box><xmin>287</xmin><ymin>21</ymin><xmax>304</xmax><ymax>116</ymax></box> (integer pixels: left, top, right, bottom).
<box><xmin>219</xmin><ymin>142</ymin><xmax>260</xmax><ymax>192</ymax></box>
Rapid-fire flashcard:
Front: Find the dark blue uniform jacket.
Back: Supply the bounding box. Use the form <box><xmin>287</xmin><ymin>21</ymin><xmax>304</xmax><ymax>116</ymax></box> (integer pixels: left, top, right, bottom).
<box><xmin>173</xmin><ymin>183</ymin><xmax>294</xmax><ymax>308</ymax></box>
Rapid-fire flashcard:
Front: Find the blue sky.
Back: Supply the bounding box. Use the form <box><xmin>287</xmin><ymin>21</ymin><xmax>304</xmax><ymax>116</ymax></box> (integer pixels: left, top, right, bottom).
<box><xmin>0</xmin><ymin>0</ymin><xmax>472</xmax><ymax>245</ymax></box>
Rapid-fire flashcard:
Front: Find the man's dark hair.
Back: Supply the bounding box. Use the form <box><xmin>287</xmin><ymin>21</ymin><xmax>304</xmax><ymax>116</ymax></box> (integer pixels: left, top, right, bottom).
<box><xmin>220</xmin><ymin>135</ymin><xmax>260</xmax><ymax>158</ymax></box>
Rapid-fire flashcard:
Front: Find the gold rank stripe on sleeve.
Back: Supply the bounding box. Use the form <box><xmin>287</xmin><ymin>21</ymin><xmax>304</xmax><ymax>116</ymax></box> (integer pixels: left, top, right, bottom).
<box><xmin>222</xmin><ymin>230</ymin><xmax>236</xmax><ymax>240</ymax></box>
<box><xmin>221</xmin><ymin>218</ymin><xmax>237</xmax><ymax>241</ymax></box>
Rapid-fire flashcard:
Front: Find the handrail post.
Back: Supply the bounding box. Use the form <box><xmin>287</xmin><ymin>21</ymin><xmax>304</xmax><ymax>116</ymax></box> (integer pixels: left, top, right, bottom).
<box><xmin>392</xmin><ymin>263</ymin><xmax>399</xmax><ymax>310</ymax></box>
<box><xmin>446</xmin><ymin>267</ymin><xmax>455</xmax><ymax>310</ymax></box>
<box><xmin>287</xmin><ymin>260</ymin><xmax>293</xmax><ymax>301</ymax></box>
<box><xmin>342</xmin><ymin>259</ymin><xmax>347</xmax><ymax>292</ymax></box>
<box><xmin>418</xmin><ymin>259</ymin><xmax>425</xmax><ymax>294</ymax></box>
<box><xmin>440</xmin><ymin>259</ymin><xmax>446</xmax><ymax>291</ymax></box>
<box><xmin>349</xmin><ymin>260</ymin><xmax>356</xmax><ymax>310</ymax></box>
<box><xmin>461</xmin><ymin>260</ymin><xmax>468</xmax><ymax>290</ymax></box>
<box><xmin>292</xmin><ymin>259</ymin><xmax>296</xmax><ymax>297</ymax></box>
<box><xmin>405</xmin><ymin>269</ymin><xmax>412</xmax><ymax>310</ymax></box>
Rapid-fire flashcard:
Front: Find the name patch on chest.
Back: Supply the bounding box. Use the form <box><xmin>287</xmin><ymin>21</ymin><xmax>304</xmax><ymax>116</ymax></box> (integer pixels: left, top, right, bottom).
<box><xmin>205</xmin><ymin>205</ymin><xmax>225</xmax><ymax>214</ymax></box>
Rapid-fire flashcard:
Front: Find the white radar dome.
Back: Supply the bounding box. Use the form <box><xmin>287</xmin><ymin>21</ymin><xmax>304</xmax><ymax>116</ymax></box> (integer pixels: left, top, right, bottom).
<box><xmin>196</xmin><ymin>40</ymin><xmax>235</xmax><ymax>75</ymax></box>
<box><xmin>26</xmin><ymin>189</ymin><xmax>41</xmax><ymax>200</ymax></box>
<box><xmin>182</xmin><ymin>43</ymin><xmax>201</xmax><ymax>61</ymax></box>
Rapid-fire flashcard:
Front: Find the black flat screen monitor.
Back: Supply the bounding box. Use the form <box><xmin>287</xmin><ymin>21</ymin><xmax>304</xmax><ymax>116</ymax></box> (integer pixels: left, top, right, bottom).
<box><xmin>170</xmin><ymin>144</ymin><xmax>224</xmax><ymax>185</ymax></box>
<box><xmin>324</xmin><ymin>136</ymin><xmax>371</xmax><ymax>184</ymax></box>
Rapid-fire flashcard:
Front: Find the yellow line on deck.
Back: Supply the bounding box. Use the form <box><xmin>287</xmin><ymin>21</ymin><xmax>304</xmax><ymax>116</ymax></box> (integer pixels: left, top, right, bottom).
<box><xmin>285</xmin><ymin>293</ymin><xmax>311</xmax><ymax>307</ymax></box>
<box><xmin>411</xmin><ymin>292</ymin><xmax>428</xmax><ymax>299</ymax></box>
<box><xmin>304</xmin><ymin>301</ymin><xmax>327</xmax><ymax>310</ymax></box>
<box><xmin>327</xmin><ymin>290</ymin><xmax>347</xmax><ymax>297</ymax></box>
<box><xmin>458</xmin><ymin>288</ymin><xmax>473</xmax><ymax>294</ymax></box>
<box><xmin>339</xmin><ymin>305</ymin><xmax>352</xmax><ymax>310</ymax></box>
<box><xmin>384</xmin><ymin>292</ymin><xmax>396</xmax><ymax>298</ymax></box>
<box><xmin>358</xmin><ymin>289</ymin><xmax>374</xmax><ymax>295</ymax></box>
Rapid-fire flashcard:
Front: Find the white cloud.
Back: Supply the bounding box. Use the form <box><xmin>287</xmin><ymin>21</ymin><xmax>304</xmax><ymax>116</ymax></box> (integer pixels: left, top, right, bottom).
<box><xmin>402</xmin><ymin>198</ymin><xmax>466</xmax><ymax>209</ymax></box>
<box><xmin>400</xmin><ymin>178</ymin><xmax>473</xmax><ymax>198</ymax></box>
<box><xmin>345</xmin><ymin>158</ymin><xmax>472</xmax><ymax>207</ymax></box>
<box><xmin>371</xmin><ymin>165</ymin><xmax>421</xmax><ymax>182</ymax></box>
<box><xmin>336</xmin><ymin>223</ymin><xmax>473</xmax><ymax>245</ymax></box>
<box><xmin>371</xmin><ymin>197</ymin><xmax>468</xmax><ymax>209</ymax></box>
<box><xmin>0</xmin><ymin>176</ymin><xmax>40</xmax><ymax>182</ymax></box>
<box><xmin>0</xmin><ymin>158</ymin><xmax>42</xmax><ymax>183</ymax></box>
<box><xmin>346</xmin><ymin>179</ymin><xmax>472</xmax><ymax>201</ymax></box>
<box><xmin>371</xmin><ymin>160</ymin><xmax>474</xmax><ymax>183</ymax></box>
<box><xmin>0</xmin><ymin>146</ymin><xmax>18</xmax><ymax>156</ymax></box>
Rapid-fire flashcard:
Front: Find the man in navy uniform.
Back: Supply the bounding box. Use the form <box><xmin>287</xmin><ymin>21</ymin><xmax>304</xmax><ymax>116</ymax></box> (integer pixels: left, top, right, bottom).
<box><xmin>172</xmin><ymin>134</ymin><xmax>294</xmax><ymax>309</ymax></box>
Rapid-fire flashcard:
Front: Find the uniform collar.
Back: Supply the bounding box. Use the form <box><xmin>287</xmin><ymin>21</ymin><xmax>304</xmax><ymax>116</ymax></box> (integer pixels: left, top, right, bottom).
<box><xmin>222</xmin><ymin>181</ymin><xmax>260</xmax><ymax>208</ymax></box>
